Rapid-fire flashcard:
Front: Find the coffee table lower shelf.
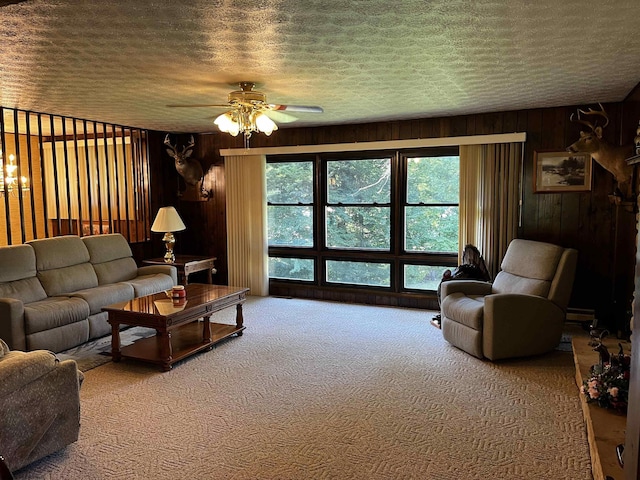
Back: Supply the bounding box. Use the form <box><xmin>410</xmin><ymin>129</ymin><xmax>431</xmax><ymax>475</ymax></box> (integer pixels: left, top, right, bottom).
<box><xmin>117</xmin><ymin>322</ymin><xmax>245</xmax><ymax>369</ymax></box>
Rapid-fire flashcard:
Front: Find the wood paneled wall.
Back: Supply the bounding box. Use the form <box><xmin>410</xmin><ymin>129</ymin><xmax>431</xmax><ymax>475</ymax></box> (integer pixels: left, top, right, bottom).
<box><xmin>151</xmin><ymin>102</ymin><xmax>640</xmax><ymax>329</ymax></box>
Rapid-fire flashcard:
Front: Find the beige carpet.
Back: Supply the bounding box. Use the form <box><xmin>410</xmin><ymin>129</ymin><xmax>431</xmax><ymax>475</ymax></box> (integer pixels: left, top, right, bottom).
<box><xmin>14</xmin><ymin>297</ymin><xmax>592</xmax><ymax>480</ymax></box>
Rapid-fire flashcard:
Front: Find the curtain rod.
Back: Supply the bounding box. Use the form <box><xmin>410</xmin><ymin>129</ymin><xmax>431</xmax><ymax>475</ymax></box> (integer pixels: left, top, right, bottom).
<box><xmin>220</xmin><ymin>132</ymin><xmax>527</xmax><ymax>157</ymax></box>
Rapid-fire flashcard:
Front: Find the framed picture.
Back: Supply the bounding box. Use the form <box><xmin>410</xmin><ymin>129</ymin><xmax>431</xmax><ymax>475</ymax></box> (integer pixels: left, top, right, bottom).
<box><xmin>533</xmin><ymin>151</ymin><xmax>592</xmax><ymax>193</ymax></box>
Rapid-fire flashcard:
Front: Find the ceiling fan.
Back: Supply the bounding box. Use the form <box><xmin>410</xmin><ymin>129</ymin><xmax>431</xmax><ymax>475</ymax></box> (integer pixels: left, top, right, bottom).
<box><xmin>167</xmin><ymin>82</ymin><xmax>323</xmax><ymax>141</ymax></box>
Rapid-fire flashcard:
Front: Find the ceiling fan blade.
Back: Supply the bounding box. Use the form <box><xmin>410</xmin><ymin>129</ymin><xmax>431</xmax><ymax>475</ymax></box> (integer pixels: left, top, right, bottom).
<box><xmin>269</xmin><ymin>104</ymin><xmax>324</xmax><ymax>113</ymax></box>
<box><xmin>166</xmin><ymin>104</ymin><xmax>231</xmax><ymax>108</ymax></box>
<box><xmin>264</xmin><ymin>110</ymin><xmax>298</xmax><ymax>124</ymax></box>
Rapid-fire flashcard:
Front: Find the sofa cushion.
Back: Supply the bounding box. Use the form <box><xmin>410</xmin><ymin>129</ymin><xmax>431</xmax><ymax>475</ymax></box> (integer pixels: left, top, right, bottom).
<box><xmin>126</xmin><ymin>274</ymin><xmax>174</xmax><ymax>297</ymax></box>
<box><xmin>0</xmin><ymin>277</ymin><xmax>47</xmax><ymax>305</ymax></box>
<box><xmin>82</xmin><ymin>233</ymin><xmax>132</xmax><ymax>264</ymax></box>
<box><xmin>70</xmin><ymin>283</ymin><xmax>134</xmax><ymax>315</ymax></box>
<box><xmin>28</xmin><ymin>236</ymin><xmax>90</xmax><ymax>271</ymax></box>
<box><xmin>93</xmin><ymin>257</ymin><xmax>138</xmax><ymax>285</ymax></box>
<box><xmin>0</xmin><ymin>244</ymin><xmax>38</xmax><ymax>282</ymax></box>
<box><xmin>83</xmin><ymin>234</ymin><xmax>139</xmax><ymax>284</ymax></box>
<box><xmin>29</xmin><ymin>236</ymin><xmax>99</xmax><ymax>296</ymax></box>
<box><xmin>26</xmin><ymin>321</ymin><xmax>89</xmax><ymax>353</ymax></box>
<box><xmin>38</xmin><ymin>264</ymin><xmax>99</xmax><ymax>297</ymax></box>
<box><xmin>24</xmin><ymin>297</ymin><xmax>90</xmax><ymax>335</ymax></box>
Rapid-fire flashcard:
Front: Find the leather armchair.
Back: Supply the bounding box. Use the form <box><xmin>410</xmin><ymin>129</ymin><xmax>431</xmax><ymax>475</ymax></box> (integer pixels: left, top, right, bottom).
<box><xmin>0</xmin><ymin>339</ymin><xmax>83</xmax><ymax>473</ymax></box>
<box><xmin>440</xmin><ymin>239</ymin><xmax>578</xmax><ymax>360</ymax></box>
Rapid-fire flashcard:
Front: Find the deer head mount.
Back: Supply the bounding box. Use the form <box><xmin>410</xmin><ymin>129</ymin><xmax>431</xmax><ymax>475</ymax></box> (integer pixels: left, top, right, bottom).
<box><xmin>164</xmin><ymin>134</ymin><xmax>211</xmax><ymax>201</ymax></box>
<box><xmin>567</xmin><ymin>103</ymin><xmax>634</xmax><ymax>199</ymax></box>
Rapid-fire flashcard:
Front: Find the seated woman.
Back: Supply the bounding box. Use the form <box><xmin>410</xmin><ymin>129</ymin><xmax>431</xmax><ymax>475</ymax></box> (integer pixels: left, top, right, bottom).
<box><xmin>433</xmin><ymin>244</ymin><xmax>491</xmax><ymax>327</ymax></box>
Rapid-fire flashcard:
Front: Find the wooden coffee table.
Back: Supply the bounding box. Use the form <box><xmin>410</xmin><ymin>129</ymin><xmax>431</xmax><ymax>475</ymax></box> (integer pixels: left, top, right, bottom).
<box><xmin>102</xmin><ymin>284</ymin><xmax>249</xmax><ymax>371</ymax></box>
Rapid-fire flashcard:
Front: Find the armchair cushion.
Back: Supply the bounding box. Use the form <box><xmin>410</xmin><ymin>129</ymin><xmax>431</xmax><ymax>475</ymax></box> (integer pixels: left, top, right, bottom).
<box><xmin>441</xmin><ymin>293</ymin><xmax>484</xmax><ymax>330</ymax></box>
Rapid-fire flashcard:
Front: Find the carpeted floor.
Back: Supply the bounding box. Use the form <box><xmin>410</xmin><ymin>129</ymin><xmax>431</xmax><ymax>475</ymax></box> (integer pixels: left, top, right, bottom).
<box><xmin>14</xmin><ymin>297</ymin><xmax>591</xmax><ymax>480</ymax></box>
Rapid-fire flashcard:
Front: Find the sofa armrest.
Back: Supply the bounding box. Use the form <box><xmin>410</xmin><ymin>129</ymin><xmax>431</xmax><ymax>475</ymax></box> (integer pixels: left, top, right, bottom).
<box><xmin>483</xmin><ymin>293</ymin><xmax>565</xmax><ymax>360</ymax></box>
<box><xmin>137</xmin><ymin>265</ymin><xmax>177</xmax><ymax>285</ymax></box>
<box><xmin>441</xmin><ymin>280</ymin><xmax>493</xmax><ymax>298</ymax></box>
<box><xmin>0</xmin><ymin>298</ymin><xmax>26</xmax><ymax>351</ymax></box>
<box><xmin>0</xmin><ymin>350</ymin><xmax>60</xmax><ymax>396</ymax></box>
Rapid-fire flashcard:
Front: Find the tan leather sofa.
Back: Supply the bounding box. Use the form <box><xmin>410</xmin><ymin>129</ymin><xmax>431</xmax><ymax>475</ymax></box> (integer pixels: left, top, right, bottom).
<box><xmin>440</xmin><ymin>239</ymin><xmax>578</xmax><ymax>360</ymax></box>
<box><xmin>0</xmin><ymin>339</ymin><xmax>83</xmax><ymax>473</ymax></box>
<box><xmin>0</xmin><ymin>233</ymin><xmax>176</xmax><ymax>353</ymax></box>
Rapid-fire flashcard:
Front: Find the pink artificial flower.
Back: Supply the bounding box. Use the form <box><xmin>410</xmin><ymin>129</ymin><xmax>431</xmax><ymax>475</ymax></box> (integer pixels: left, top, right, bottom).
<box><xmin>580</xmin><ymin>385</ymin><xmax>586</xmax><ymax>394</ymax></box>
<box><xmin>588</xmin><ymin>379</ymin><xmax>599</xmax><ymax>389</ymax></box>
<box><xmin>608</xmin><ymin>387</ymin><xmax>619</xmax><ymax>398</ymax></box>
<box><xmin>588</xmin><ymin>387</ymin><xmax>600</xmax><ymax>399</ymax></box>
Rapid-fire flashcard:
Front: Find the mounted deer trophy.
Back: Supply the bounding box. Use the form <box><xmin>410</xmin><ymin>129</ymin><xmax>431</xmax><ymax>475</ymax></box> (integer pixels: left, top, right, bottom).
<box><xmin>567</xmin><ymin>103</ymin><xmax>635</xmax><ymax>199</ymax></box>
<box><xmin>164</xmin><ymin>134</ymin><xmax>211</xmax><ymax>201</ymax></box>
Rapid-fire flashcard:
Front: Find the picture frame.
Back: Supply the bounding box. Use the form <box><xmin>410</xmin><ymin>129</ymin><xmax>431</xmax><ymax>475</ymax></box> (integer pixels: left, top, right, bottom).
<box><xmin>533</xmin><ymin>151</ymin><xmax>592</xmax><ymax>193</ymax></box>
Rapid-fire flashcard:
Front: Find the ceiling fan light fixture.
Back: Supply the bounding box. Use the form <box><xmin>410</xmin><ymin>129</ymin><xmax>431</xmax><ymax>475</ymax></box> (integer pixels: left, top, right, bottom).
<box><xmin>214</xmin><ymin>112</ymin><xmax>240</xmax><ymax>136</ymax></box>
<box><xmin>254</xmin><ymin>112</ymin><xmax>278</xmax><ymax>136</ymax></box>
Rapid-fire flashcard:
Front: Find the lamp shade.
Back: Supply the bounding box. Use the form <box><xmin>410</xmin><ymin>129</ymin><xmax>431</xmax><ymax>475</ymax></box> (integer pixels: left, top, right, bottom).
<box><xmin>151</xmin><ymin>206</ymin><xmax>186</xmax><ymax>233</ymax></box>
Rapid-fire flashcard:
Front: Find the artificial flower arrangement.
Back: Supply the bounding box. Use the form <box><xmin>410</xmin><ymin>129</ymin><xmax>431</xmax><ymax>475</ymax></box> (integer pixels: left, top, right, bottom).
<box><xmin>581</xmin><ymin>342</ymin><xmax>631</xmax><ymax>414</ymax></box>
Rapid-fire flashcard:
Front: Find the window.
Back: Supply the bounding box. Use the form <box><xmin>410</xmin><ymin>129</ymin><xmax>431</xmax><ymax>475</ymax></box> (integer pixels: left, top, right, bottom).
<box><xmin>404</xmin><ymin>155</ymin><xmax>459</xmax><ymax>253</ymax></box>
<box><xmin>403</xmin><ymin>154</ymin><xmax>459</xmax><ymax>291</ymax></box>
<box><xmin>267</xmin><ymin>149</ymin><xmax>459</xmax><ymax>294</ymax></box>
<box><xmin>326</xmin><ymin>158</ymin><xmax>391</xmax><ymax>250</ymax></box>
<box><xmin>267</xmin><ymin>161</ymin><xmax>314</xmax><ymax>247</ymax></box>
<box><xmin>266</xmin><ymin>160</ymin><xmax>315</xmax><ymax>281</ymax></box>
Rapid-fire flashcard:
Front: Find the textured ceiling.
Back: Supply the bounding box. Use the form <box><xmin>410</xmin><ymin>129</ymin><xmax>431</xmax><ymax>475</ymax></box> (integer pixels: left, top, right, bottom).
<box><xmin>0</xmin><ymin>0</ymin><xmax>639</xmax><ymax>134</ymax></box>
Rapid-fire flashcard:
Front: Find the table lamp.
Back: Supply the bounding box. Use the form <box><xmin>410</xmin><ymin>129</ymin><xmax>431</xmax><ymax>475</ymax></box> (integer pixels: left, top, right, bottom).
<box><xmin>151</xmin><ymin>206</ymin><xmax>186</xmax><ymax>263</ymax></box>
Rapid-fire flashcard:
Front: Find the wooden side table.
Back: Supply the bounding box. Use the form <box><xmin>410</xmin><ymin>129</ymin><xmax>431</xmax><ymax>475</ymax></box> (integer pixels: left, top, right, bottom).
<box><xmin>142</xmin><ymin>255</ymin><xmax>217</xmax><ymax>285</ymax></box>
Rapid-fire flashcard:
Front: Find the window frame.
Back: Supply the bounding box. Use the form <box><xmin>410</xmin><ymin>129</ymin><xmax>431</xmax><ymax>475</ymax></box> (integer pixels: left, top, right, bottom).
<box><xmin>266</xmin><ymin>147</ymin><xmax>460</xmax><ymax>295</ymax></box>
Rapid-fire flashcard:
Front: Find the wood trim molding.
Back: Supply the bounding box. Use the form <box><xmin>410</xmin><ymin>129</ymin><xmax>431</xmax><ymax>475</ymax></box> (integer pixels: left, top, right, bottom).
<box><xmin>220</xmin><ymin>132</ymin><xmax>527</xmax><ymax>157</ymax></box>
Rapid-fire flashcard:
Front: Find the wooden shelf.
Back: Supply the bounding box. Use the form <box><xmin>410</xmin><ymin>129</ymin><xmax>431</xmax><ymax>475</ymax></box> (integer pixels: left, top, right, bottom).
<box><xmin>572</xmin><ymin>332</ymin><xmax>629</xmax><ymax>480</ymax></box>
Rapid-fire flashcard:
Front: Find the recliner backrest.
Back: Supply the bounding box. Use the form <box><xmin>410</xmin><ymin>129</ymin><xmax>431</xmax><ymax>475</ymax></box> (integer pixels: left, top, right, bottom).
<box><xmin>492</xmin><ymin>239</ymin><xmax>569</xmax><ymax>303</ymax></box>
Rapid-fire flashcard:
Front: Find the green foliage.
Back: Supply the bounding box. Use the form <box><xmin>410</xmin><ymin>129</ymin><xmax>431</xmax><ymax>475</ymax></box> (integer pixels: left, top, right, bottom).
<box><xmin>327</xmin><ymin>158</ymin><xmax>390</xmax><ymax>204</ymax></box>
<box><xmin>268</xmin><ymin>206</ymin><xmax>313</xmax><ymax>247</ymax></box>
<box><xmin>269</xmin><ymin>257</ymin><xmax>314</xmax><ymax>281</ymax></box>
<box><xmin>326</xmin><ymin>206</ymin><xmax>390</xmax><ymax>249</ymax></box>
<box><xmin>405</xmin><ymin>206</ymin><xmax>459</xmax><ymax>253</ymax></box>
<box><xmin>267</xmin><ymin>162</ymin><xmax>313</xmax><ymax>203</ymax></box>
<box><xmin>407</xmin><ymin>156</ymin><xmax>459</xmax><ymax>204</ymax></box>
<box><xmin>404</xmin><ymin>264</ymin><xmax>456</xmax><ymax>290</ymax></box>
<box><xmin>326</xmin><ymin>260</ymin><xmax>390</xmax><ymax>287</ymax></box>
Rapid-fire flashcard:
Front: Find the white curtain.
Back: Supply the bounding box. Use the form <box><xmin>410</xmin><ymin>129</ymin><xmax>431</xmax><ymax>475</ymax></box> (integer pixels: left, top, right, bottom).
<box><xmin>459</xmin><ymin>143</ymin><xmax>523</xmax><ymax>278</ymax></box>
<box><xmin>224</xmin><ymin>154</ymin><xmax>269</xmax><ymax>296</ymax></box>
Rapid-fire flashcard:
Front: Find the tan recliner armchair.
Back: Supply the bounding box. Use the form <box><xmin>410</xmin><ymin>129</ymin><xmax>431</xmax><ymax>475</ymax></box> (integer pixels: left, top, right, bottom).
<box><xmin>440</xmin><ymin>239</ymin><xmax>578</xmax><ymax>360</ymax></box>
<box><xmin>0</xmin><ymin>339</ymin><xmax>82</xmax><ymax>473</ymax></box>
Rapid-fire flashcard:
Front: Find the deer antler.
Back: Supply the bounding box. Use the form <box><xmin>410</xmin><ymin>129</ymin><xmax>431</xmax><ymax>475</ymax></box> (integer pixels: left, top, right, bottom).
<box><xmin>164</xmin><ymin>134</ymin><xmax>195</xmax><ymax>160</ymax></box>
<box><xmin>570</xmin><ymin>111</ymin><xmax>595</xmax><ymax>131</ymax></box>
<box><xmin>577</xmin><ymin>102</ymin><xmax>609</xmax><ymax>129</ymax></box>
<box><xmin>181</xmin><ymin>135</ymin><xmax>195</xmax><ymax>159</ymax></box>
